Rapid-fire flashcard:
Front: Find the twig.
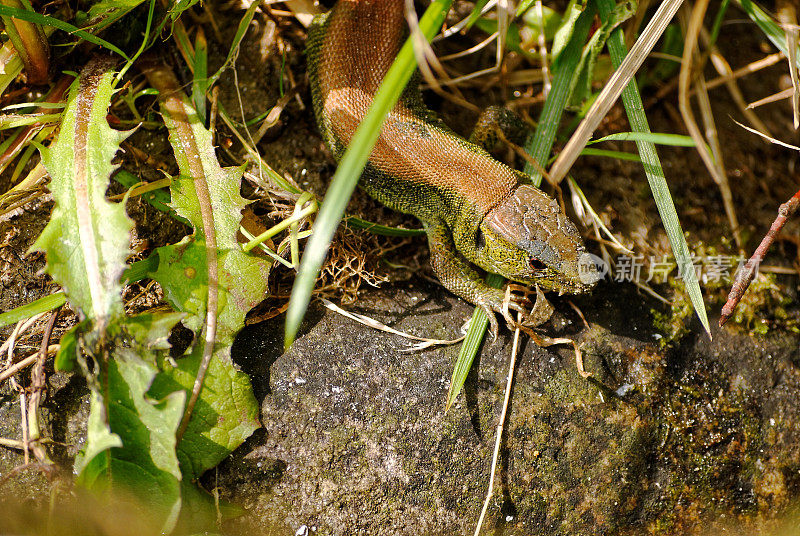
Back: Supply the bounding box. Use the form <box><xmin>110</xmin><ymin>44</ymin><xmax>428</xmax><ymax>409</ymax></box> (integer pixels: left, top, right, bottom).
<box><xmin>20</xmin><ymin>391</ymin><xmax>28</xmax><ymax>464</ymax></box>
<box><xmin>474</xmin><ymin>314</ymin><xmax>522</xmax><ymax>536</ymax></box>
<box><xmin>0</xmin><ymin>347</ymin><xmax>58</xmax><ymax>384</ymax></box>
<box><xmin>720</xmin><ymin>189</ymin><xmax>800</xmax><ymax>326</ymax></box>
<box><xmin>26</xmin><ymin>310</ymin><xmax>58</xmax><ymax>464</ymax></box>
<box><xmin>0</xmin><ymin>437</ymin><xmax>25</xmax><ymax>449</ymax></box>
<box><xmin>1</xmin><ymin>313</ymin><xmax>44</xmax><ymax>360</ymax></box>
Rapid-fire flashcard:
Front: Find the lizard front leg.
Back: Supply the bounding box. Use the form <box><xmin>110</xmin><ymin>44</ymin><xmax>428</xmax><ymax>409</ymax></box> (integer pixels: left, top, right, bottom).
<box><xmin>425</xmin><ymin>220</ymin><xmax>538</xmax><ymax>338</ymax></box>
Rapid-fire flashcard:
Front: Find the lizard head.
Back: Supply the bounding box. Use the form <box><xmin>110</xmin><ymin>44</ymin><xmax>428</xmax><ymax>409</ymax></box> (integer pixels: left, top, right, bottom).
<box><xmin>475</xmin><ymin>184</ymin><xmax>600</xmax><ymax>294</ymax></box>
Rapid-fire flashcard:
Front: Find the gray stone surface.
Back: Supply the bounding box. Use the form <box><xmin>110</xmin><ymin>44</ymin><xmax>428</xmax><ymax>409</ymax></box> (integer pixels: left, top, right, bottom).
<box><xmin>215</xmin><ymin>281</ymin><xmax>800</xmax><ymax>535</ymax></box>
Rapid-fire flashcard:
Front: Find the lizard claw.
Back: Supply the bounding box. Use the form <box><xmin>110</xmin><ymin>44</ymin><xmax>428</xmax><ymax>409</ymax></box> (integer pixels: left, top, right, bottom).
<box><xmin>476</xmin><ymin>300</ymin><xmax>500</xmax><ymax>341</ymax></box>
<box><xmin>501</xmin><ymin>284</ymin><xmax>554</xmax><ymax>330</ymax></box>
<box><xmin>477</xmin><ymin>284</ymin><xmax>553</xmax><ymax>340</ymax></box>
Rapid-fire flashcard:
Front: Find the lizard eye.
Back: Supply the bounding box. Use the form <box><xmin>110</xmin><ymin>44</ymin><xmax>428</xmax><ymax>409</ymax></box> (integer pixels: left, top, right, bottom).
<box><xmin>475</xmin><ymin>229</ymin><xmax>486</xmax><ymax>250</ymax></box>
<box><xmin>529</xmin><ymin>258</ymin><xmax>547</xmax><ymax>271</ymax></box>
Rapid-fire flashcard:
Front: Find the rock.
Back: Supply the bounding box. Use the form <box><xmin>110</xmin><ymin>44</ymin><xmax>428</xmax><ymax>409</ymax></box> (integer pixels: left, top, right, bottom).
<box><xmin>217</xmin><ymin>280</ymin><xmax>800</xmax><ymax>535</ymax></box>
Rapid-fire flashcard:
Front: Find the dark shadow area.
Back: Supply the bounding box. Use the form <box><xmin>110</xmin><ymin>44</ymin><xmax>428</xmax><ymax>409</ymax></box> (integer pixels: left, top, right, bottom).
<box><xmin>232</xmin><ymin>303</ymin><xmax>326</xmax><ymax>402</ymax></box>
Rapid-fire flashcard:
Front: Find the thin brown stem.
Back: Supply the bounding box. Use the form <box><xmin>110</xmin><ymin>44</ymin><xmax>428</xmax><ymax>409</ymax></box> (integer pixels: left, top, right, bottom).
<box><xmin>720</xmin><ymin>189</ymin><xmax>800</xmax><ymax>326</ymax></box>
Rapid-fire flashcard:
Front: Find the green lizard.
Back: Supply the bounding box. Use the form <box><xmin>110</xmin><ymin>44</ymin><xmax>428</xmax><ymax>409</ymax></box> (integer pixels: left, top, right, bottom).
<box><xmin>307</xmin><ymin>0</ymin><xmax>598</xmax><ymax>333</ymax></box>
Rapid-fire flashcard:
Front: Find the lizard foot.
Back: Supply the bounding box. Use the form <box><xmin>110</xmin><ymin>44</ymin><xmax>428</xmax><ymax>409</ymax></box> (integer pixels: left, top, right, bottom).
<box><xmin>476</xmin><ymin>284</ymin><xmax>535</xmax><ymax>341</ymax></box>
<box><xmin>476</xmin><ymin>285</ymin><xmax>555</xmax><ymax>340</ymax></box>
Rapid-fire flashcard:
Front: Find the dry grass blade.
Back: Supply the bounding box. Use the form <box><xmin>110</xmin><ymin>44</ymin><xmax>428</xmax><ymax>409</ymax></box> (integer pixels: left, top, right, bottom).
<box><xmin>705</xmin><ymin>51</ymin><xmax>784</xmax><ymax>90</ymax></box>
<box><xmin>734</xmin><ymin>118</ymin><xmax>800</xmax><ymax>151</ymax></box>
<box><xmin>568</xmin><ymin>178</ymin><xmax>633</xmax><ymax>255</ymax></box>
<box><xmin>678</xmin><ymin>0</ymin><xmax>741</xmax><ymax>248</ymax></box>
<box><xmin>778</xmin><ymin>5</ymin><xmax>799</xmax><ymax>128</ymax></box>
<box><xmin>0</xmin><ymin>347</ymin><xmax>57</xmax><ymax>384</ymax></box>
<box><xmin>405</xmin><ymin>0</ymin><xmax>480</xmax><ymax>112</ymax></box>
<box><xmin>320</xmin><ymin>299</ymin><xmax>465</xmax><ymax>351</ymax></box>
<box><xmin>702</xmin><ymin>28</ymin><xmax>773</xmax><ymax>136</ymax></box>
<box><xmin>549</xmin><ymin>0</ymin><xmax>685</xmax><ymax>183</ymax></box>
<box><xmin>281</xmin><ymin>0</ymin><xmax>320</xmax><ymax>28</ymax></box>
<box><xmin>747</xmin><ymin>87</ymin><xmax>794</xmax><ymax>109</ymax></box>
<box><xmin>436</xmin><ymin>0</ymin><xmax>496</xmax><ymax>40</ymax></box>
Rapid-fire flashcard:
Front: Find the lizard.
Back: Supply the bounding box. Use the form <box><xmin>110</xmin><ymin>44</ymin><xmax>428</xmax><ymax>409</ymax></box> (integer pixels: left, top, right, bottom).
<box><xmin>307</xmin><ymin>0</ymin><xmax>598</xmax><ymax>334</ymax></box>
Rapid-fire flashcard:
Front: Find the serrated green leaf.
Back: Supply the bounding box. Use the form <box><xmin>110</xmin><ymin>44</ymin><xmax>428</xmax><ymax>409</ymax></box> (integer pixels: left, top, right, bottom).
<box><xmin>146</xmin><ymin>62</ymin><xmax>270</xmax><ymax>336</ymax></box>
<box><xmin>76</xmin><ymin>338</ymin><xmax>185</xmax><ymax>533</ymax></box>
<box><xmin>74</xmin><ymin>388</ymin><xmax>122</xmax><ymax>478</ymax></box>
<box><xmin>125</xmin><ymin>312</ymin><xmax>187</xmax><ymax>351</ymax></box>
<box><xmin>152</xmin><ymin>238</ymin><xmax>268</xmax><ymax>340</ymax></box>
<box><xmin>149</xmin><ymin>344</ymin><xmax>260</xmax><ymax>479</ymax></box>
<box><xmin>30</xmin><ymin>58</ymin><xmax>131</xmax><ymax>327</ymax></box>
<box><xmin>143</xmin><ymin>62</ymin><xmax>266</xmax><ymax>476</ymax></box>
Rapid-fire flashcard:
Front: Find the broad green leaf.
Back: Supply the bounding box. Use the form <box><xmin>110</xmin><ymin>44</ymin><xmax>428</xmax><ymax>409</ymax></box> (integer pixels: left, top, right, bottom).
<box><xmin>73</xmin><ymin>388</ymin><xmax>122</xmax><ymax>479</ymax></box>
<box><xmin>53</xmin><ymin>322</ymin><xmax>81</xmax><ymax>372</ymax></box>
<box><xmin>30</xmin><ymin>58</ymin><xmax>130</xmax><ymax>327</ymax></box>
<box><xmin>170</xmin><ymin>0</ymin><xmax>201</xmax><ymax>20</ymax></box>
<box><xmin>520</xmin><ymin>3</ymin><xmax>561</xmax><ymax>42</ymax></box>
<box><xmin>152</xmin><ymin>237</ymin><xmax>269</xmax><ymax>341</ymax></box>
<box><xmin>149</xmin><ymin>344</ymin><xmax>260</xmax><ymax>479</ymax></box>
<box><xmin>143</xmin><ymin>62</ymin><xmax>266</xmax><ymax>475</ymax></box>
<box><xmin>76</xmin><ymin>338</ymin><xmax>185</xmax><ymax>533</ymax></box>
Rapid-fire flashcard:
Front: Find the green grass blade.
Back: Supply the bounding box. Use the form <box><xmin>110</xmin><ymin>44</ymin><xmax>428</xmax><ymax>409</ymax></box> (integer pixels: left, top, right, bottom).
<box><xmin>192</xmin><ymin>27</ymin><xmax>208</xmax><ymax>122</ymax></box>
<box><xmin>738</xmin><ymin>0</ymin><xmax>800</xmax><ymax>67</ymax></box>
<box><xmin>578</xmin><ymin>148</ymin><xmax>642</xmax><ymax>162</ymax></box>
<box><xmin>450</xmin><ymin>2</ymin><xmax>596</xmax><ymax>407</ymax></box>
<box><xmin>446</xmin><ymin>273</ymin><xmax>504</xmax><ymax>412</ymax></box>
<box><xmin>0</xmin><ymin>292</ymin><xmax>66</xmax><ymax>327</ymax></box>
<box><xmin>0</xmin><ymin>246</ymin><xmax>159</xmax><ymax>329</ymax></box>
<box><xmin>523</xmin><ymin>3</ymin><xmax>595</xmax><ymax>186</ymax></box>
<box><xmin>589</xmin><ymin>132</ymin><xmax>697</xmax><ymax>146</ymax></box>
<box><xmin>0</xmin><ymin>5</ymin><xmax>129</xmax><ymax>59</ymax></box>
<box><xmin>596</xmin><ymin>0</ymin><xmax>710</xmax><ymax>336</ymax></box>
<box><xmin>205</xmin><ymin>1</ymin><xmax>259</xmax><ymax>91</ymax></box>
<box><xmin>344</xmin><ymin>216</ymin><xmax>426</xmax><ymax>237</ymax></box>
<box><xmin>284</xmin><ymin>0</ymin><xmax>453</xmax><ymax>348</ymax></box>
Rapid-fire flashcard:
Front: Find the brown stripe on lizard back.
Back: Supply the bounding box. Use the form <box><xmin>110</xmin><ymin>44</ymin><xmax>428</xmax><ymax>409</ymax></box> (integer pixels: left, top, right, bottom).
<box><xmin>317</xmin><ymin>0</ymin><xmax>520</xmax><ymax>216</ymax></box>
